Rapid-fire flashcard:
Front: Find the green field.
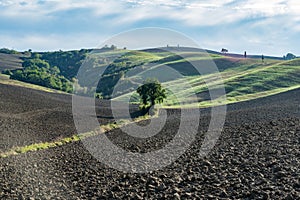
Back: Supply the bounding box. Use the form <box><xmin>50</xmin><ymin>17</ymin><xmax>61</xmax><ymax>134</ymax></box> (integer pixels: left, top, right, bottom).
<box><xmin>110</xmin><ymin>50</ymin><xmax>300</xmax><ymax>108</ymax></box>
<box><xmin>0</xmin><ymin>48</ymin><xmax>299</xmax><ymax>108</ymax></box>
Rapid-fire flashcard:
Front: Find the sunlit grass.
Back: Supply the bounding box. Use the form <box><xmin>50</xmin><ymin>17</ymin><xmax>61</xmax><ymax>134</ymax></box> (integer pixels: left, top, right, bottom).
<box><xmin>164</xmin><ymin>85</ymin><xmax>300</xmax><ymax>109</ymax></box>
<box><xmin>115</xmin><ymin>58</ymin><xmax>300</xmax><ymax>108</ymax></box>
<box><xmin>0</xmin><ymin>113</ymin><xmax>154</xmax><ymax>158</ymax></box>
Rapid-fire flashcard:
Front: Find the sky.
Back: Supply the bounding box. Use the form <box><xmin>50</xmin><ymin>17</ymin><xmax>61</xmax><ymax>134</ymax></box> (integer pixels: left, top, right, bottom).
<box><xmin>0</xmin><ymin>0</ymin><xmax>299</xmax><ymax>56</ymax></box>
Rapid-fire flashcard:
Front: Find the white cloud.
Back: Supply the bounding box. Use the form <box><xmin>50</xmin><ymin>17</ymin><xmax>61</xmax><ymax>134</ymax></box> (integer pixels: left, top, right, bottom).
<box><xmin>233</xmin><ymin>1</ymin><xmax>288</xmax><ymax>21</ymax></box>
<box><xmin>106</xmin><ymin>0</ymin><xmax>300</xmax><ymax>27</ymax></box>
<box><xmin>0</xmin><ymin>0</ymin><xmax>299</xmax><ymax>55</ymax></box>
<box><xmin>0</xmin><ymin>0</ymin><xmax>299</xmax><ymax>27</ymax></box>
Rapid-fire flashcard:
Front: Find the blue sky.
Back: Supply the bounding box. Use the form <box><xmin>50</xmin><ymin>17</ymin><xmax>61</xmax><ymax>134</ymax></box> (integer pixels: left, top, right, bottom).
<box><xmin>0</xmin><ymin>0</ymin><xmax>299</xmax><ymax>56</ymax></box>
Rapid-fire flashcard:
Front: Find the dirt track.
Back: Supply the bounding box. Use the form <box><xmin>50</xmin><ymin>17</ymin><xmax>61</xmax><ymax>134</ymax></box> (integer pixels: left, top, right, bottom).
<box><xmin>0</xmin><ymin>84</ymin><xmax>299</xmax><ymax>199</ymax></box>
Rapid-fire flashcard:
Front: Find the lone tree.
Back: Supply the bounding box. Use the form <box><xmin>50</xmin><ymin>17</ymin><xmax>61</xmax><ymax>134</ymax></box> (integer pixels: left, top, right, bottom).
<box><xmin>137</xmin><ymin>79</ymin><xmax>166</xmax><ymax>114</ymax></box>
<box><xmin>221</xmin><ymin>48</ymin><xmax>228</xmax><ymax>54</ymax></box>
<box><xmin>286</xmin><ymin>53</ymin><xmax>296</xmax><ymax>60</ymax></box>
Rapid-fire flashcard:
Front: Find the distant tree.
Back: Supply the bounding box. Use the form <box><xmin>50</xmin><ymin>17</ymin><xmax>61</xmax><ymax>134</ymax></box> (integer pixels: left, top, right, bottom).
<box><xmin>0</xmin><ymin>48</ymin><xmax>18</xmax><ymax>54</ymax></box>
<box><xmin>286</xmin><ymin>53</ymin><xmax>296</xmax><ymax>60</ymax></box>
<box><xmin>110</xmin><ymin>45</ymin><xmax>117</xmax><ymax>50</ymax></box>
<box><xmin>262</xmin><ymin>54</ymin><xmax>265</xmax><ymax>62</ymax></box>
<box><xmin>136</xmin><ymin>79</ymin><xmax>166</xmax><ymax>114</ymax></box>
<box><xmin>244</xmin><ymin>51</ymin><xmax>247</xmax><ymax>58</ymax></box>
<box><xmin>221</xmin><ymin>48</ymin><xmax>228</xmax><ymax>54</ymax></box>
<box><xmin>31</xmin><ymin>52</ymin><xmax>41</xmax><ymax>59</ymax></box>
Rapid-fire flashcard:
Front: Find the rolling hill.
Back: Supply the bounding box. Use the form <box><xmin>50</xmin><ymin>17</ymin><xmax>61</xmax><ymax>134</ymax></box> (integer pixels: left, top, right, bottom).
<box><xmin>0</xmin><ymin>52</ymin><xmax>27</xmax><ymax>72</ymax></box>
<box><xmin>0</xmin><ymin>47</ymin><xmax>300</xmax><ymax>199</ymax></box>
<box><xmin>93</xmin><ymin>48</ymin><xmax>299</xmax><ymax>108</ymax></box>
<box><xmin>0</xmin><ymin>47</ymin><xmax>299</xmax><ymax>108</ymax></box>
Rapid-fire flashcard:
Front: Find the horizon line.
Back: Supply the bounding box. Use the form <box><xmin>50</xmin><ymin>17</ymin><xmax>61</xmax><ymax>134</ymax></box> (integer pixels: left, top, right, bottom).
<box><xmin>0</xmin><ymin>46</ymin><xmax>297</xmax><ymax>58</ymax></box>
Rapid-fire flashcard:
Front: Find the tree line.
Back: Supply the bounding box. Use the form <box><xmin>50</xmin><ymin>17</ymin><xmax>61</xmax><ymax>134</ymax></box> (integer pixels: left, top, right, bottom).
<box><xmin>5</xmin><ymin>56</ymin><xmax>73</xmax><ymax>93</ymax></box>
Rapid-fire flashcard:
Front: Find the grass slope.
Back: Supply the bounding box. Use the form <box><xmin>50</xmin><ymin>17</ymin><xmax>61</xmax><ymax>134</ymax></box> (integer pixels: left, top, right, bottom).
<box><xmin>0</xmin><ymin>48</ymin><xmax>298</xmax><ymax>108</ymax></box>
<box><xmin>113</xmin><ymin>53</ymin><xmax>300</xmax><ymax>108</ymax></box>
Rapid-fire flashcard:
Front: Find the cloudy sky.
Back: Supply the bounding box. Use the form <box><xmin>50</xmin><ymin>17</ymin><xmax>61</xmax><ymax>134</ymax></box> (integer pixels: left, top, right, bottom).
<box><xmin>0</xmin><ymin>0</ymin><xmax>299</xmax><ymax>56</ymax></box>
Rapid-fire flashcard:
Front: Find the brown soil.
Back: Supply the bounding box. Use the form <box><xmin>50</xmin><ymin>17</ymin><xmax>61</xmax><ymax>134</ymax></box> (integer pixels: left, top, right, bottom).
<box><xmin>0</xmin><ymin>84</ymin><xmax>299</xmax><ymax>199</ymax></box>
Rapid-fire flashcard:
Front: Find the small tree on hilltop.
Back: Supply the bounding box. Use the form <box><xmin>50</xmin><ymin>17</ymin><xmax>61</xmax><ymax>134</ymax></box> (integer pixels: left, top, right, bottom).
<box><xmin>221</xmin><ymin>48</ymin><xmax>228</xmax><ymax>54</ymax></box>
<box><xmin>286</xmin><ymin>53</ymin><xmax>296</xmax><ymax>60</ymax></box>
<box><xmin>137</xmin><ymin>79</ymin><xmax>166</xmax><ymax>115</ymax></box>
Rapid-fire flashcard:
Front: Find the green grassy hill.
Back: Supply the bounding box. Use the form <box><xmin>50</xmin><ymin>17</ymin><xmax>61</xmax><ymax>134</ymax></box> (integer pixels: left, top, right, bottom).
<box><xmin>107</xmin><ymin>49</ymin><xmax>300</xmax><ymax>108</ymax></box>
<box><xmin>0</xmin><ymin>47</ymin><xmax>299</xmax><ymax>108</ymax></box>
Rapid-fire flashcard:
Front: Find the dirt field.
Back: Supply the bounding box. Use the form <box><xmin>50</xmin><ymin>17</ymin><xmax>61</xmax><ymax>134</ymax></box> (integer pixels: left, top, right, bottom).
<box><xmin>0</xmin><ymin>53</ymin><xmax>24</xmax><ymax>72</ymax></box>
<box><xmin>0</xmin><ymin>84</ymin><xmax>299</xmax><ymax>199</ymax></box>
<box><xmin>0</xmin><ymin>83</ymin><xmax>138</xmax><ymax>151</ymax></box>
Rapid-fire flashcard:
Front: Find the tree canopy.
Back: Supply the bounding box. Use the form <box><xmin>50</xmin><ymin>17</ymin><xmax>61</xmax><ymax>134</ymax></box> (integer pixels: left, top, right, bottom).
<box><xmin>285</xmin><ymin>53</ymin><xmax>296</xmax><ymax>60</ymax></box>
<box><xmin>136</xmin><ymin>79</ymin><xmax>166</xmax><ymax>112</ymax></box>
<box><xmin>10</xmin><ymin>57</ymin><xmax>73</xmax><ymax>93</ymax></box>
